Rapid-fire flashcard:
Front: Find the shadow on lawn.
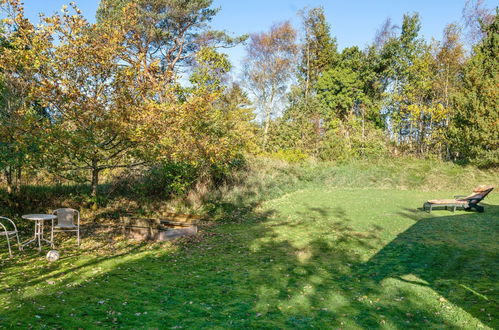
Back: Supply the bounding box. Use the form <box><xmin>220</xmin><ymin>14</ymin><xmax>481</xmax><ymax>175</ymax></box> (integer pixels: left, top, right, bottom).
<box><xmin>361</xmin><ymin>204</ymin><xmax>499</xmax><ymax>327</ymax></box>
<box><xmin>1</xmin><ymin>202</ymin><xmax>498</xmax><ymax>328</ymax></box>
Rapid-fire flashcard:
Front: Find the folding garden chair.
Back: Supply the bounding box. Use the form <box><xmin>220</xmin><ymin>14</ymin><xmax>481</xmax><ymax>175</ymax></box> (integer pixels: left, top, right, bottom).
<box><xmin>0</xmin><ymin>216</ymin><xmax>21</xmax><ymax>258</ymax></box>
<box><xmin>51</xmin><ymin>208</ymin><xmax>81</xmax><ymax>247</ymax></box>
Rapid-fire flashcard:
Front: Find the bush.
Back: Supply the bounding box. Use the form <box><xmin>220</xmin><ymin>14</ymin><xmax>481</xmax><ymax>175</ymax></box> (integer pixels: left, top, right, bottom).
<box><xmin>267</xmin><ymin>149</ymin><xmax>309</xmax><ymax>163</ymax></box>
<box><xmin>319</xmin><ymin>117</ymin><xmax>389</xmax><ymax>162</ymax></box>
<box><xmin>143</xmin><ymin>162</ymin><xmax>200</xmax><ymax>197</ymax></box>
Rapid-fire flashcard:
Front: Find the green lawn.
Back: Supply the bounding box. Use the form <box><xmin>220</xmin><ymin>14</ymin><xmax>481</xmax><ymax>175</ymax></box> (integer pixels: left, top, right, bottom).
<box><xmin>1</xmin><ymin>188</ymin><xmax>498</xmax><ymax>329</ymax></box>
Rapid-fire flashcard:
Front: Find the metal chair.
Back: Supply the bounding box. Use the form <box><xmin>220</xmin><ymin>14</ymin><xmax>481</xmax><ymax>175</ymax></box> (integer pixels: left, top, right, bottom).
<box><xmin>51</xmin><ymin>208</ymin><xmax>80</xmax><ymax>247</ymax></box>
<box><xmin>0</xmin><ymin>216</ymin><xmax>21</xmax><ymax>258</ymax></box>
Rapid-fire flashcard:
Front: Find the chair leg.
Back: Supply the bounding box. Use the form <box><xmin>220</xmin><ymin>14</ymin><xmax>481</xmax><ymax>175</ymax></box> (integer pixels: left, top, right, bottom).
<box><xmin>16</xmin><ymin>232</ymin><xmax>21</xmax><ymax>251</ymax></box>
<box><xmin>77</xmin><ymin>227</ymin><xmax>80</xmax><ymax>247</ymax></box>
<box><xmin>6</xmin><ymin>235</ymin><xmax>12</xmax><ymax>258</ymax></box>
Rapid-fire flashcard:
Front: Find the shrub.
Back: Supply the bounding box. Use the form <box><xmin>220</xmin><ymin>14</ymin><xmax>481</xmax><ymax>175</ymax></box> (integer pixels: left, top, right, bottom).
<box><xmin>319</xmin><ymin>116</ymin><xmax>389</xmax><ymax>162</ymax></box>
<box><xmin>267</xmin><ymin>149</ymin><xmax>309</xmax><ymax>163</ymax></box>
<box><xmin>143</xmin><ymin>162</ymin><xmax>200</xmax><ymax>197</ymax></box>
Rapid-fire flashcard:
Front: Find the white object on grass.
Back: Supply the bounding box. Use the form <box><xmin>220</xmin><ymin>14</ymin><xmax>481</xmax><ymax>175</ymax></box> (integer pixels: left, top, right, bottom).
<box><xmin>46</xmin><ymin>250</ymin><xmax>60</xmax><ymax>262</ymax></box>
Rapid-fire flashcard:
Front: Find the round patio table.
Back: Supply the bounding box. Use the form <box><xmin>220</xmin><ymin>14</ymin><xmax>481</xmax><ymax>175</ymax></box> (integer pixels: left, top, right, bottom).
<box><xmin>21</xmin><ymin>214</ymin><xmax>56</xmax><ymax>251</ymax></box>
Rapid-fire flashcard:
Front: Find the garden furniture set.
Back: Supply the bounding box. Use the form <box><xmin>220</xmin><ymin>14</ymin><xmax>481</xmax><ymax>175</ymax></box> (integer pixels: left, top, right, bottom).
<box><xmin>0</xmin><ymin>208</ymin><xmax>80</xmax><ymax>258</ymax></box>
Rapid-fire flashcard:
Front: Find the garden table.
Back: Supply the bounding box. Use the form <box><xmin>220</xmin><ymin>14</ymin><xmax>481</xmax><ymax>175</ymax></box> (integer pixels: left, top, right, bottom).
<box><xmin>21</xmin><ymin>214</ymin><xmax>56</xmax><ymax>251</ymax></box>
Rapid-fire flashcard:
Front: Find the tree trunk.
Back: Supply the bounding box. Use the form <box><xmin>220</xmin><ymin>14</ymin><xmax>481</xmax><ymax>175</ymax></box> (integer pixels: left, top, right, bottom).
<box><xmin>305</xmin><ymin>43</ymin><xmax>310</xmax><ymax>99</ymax></box>
<box><xmin>263</xmin><ymin>107</ymin><xmax>271</xmax><ymax>149</ymax></box>
<box><xmin>409</xmin><ymin>120</ymin><xmax>413</xmax><ymax>150</ymax></box>
<box><xmin>262</xmin><ymin>91</ymin><xmax>275</xmax><ymax>149</ymax></box>
<box><xmin>5</xmin><ymin>167</ymin><xmax>13</xmax><ymax>196</ymax></box>
<box><xmin>418</xmin><ymin>112</ymin><xmax>424</xmax><ymax>155</ymax></box>
<box><xmin>91</xmin><ymin>169</ymin><xmax>100</xmax><ymax>198</ymax></box>
<box><xmin>91</xmin><ymin>159</ymin><xmax>100</xmax><ymax>199</ymax></box>
<box><xmin>361</xmin><ymin>105</ymin><xmax>365</xmax><ymax>139</ymax></box>
<box><xmin>15</xmin><ymin>165</ymin><xmax>22</xmax><ymax>194</ymax></box>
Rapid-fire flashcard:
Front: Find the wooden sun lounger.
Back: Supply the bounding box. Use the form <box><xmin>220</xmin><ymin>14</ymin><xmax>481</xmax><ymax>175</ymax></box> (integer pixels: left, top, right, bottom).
<box><xmin>423</xmin><ymin>185</ymin><xmax>494</xmax><ymax>213</ymax></box>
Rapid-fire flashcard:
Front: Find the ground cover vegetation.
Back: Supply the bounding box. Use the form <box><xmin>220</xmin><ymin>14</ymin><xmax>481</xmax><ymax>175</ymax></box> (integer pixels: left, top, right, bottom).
<box><xmin>0</xmin><ymin>159</ymin><xmax>498</xmax><ymax>328</ymax></box>
<box><xmin>0</xmin><ymin>0</ymin><xmax>498</xmax><ymax>328</ymax></box>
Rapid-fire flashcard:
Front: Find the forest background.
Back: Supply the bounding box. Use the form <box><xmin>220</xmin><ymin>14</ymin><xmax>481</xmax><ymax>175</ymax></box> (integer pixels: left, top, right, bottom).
<box><xmin>0</xmin><ymin>0</ymin><xmax>497</xmax><ymax>213</ymax></box>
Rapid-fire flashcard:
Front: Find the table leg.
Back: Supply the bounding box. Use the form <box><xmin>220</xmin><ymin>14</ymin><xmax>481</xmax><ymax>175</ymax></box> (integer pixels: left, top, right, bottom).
<box><xmin>21</xmin><ymin>220</ymin><xmax>38</xmax><ymax>250</ymax></box>
<box><xmin>21</xmin><ymin>219</ymin><xmax>55</xmax><ymax>251</ymax></box>
<box><xmin>40</xmin><ymin>220</ymin><xmax>54</xmax><ymax>247</ymax></box>
<box><xmin>37</xmin><ymin>221</ymin><xmax>42</xmax><ymax>252</ymax></box>
<box><xmin>50</xmin><ymin>219</ymin><xmax>54</xmax><ymax>248</ymax></box>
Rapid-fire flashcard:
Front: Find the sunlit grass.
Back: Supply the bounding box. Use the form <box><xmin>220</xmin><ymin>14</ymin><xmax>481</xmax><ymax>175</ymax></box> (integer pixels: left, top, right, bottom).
<box><xmin>1</xmin><ymin>186</ymin><xmax>497</xmax><ymax>328</ymax></box>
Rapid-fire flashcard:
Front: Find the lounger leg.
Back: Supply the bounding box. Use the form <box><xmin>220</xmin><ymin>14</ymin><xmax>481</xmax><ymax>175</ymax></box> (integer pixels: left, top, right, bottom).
<box><xmin>469</xmin><ymin>203</ymin><xmax>484</xmax><ymax>213</ymax></box>
<box><xmin>453</xmin><ymin>206</ymin><xmax>456</xmax><ymax>212</ymax></box>
<box><xmin>424</xmin><ymin>203</ymin><xmax>432</xmax><ymax>213</ymax></box>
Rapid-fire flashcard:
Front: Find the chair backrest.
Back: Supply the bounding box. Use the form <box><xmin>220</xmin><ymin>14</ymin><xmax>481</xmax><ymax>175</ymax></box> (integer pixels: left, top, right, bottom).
<box><xmin>464</xmin><ymin>186</ymin><xmax>494</xmax><ymax>201</ymax></box>
<box><xmin>54</xmin><ymin>208</ymin><xmax>77</xmax><ymax>227</ymax></box>
<box><xmin>473</xmin><ymin>185</ymin><xmax>494</xmax><ymax>193</ymax></box>
<box><xmin>0</xmin><ymin>216</ymin><xmax>17</xmax><ymax>232</ymax></box>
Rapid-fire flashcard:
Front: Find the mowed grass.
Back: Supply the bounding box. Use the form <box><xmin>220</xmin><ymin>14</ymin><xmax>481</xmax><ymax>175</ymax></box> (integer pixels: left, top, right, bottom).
<box><xmin>0</xmin><ymin>187</ymin><xmax>498</xmax><ymax>329</ymax></box>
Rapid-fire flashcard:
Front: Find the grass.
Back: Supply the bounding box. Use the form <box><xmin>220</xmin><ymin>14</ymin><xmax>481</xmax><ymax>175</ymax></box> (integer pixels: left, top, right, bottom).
<box><xmin>1</xmin><ymin>183</ymin><xmax>498</xmax><ymax>328</ymax></box>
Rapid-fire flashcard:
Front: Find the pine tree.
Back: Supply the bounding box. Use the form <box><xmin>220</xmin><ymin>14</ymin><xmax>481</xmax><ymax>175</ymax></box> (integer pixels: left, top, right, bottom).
<box><xmin>299</xmin><ymin>6</ymin><xmax>338</xmax><ymax>98</ymax></box>
<box><xmin>450</xmin><ymin>10</ymin><xmax>498</xmax><ymax>167</ymax></box>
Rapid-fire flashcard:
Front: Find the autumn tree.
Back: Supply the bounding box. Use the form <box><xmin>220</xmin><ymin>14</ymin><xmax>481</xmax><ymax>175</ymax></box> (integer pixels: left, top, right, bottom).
<box><xmin>462</xmin><ymin>0</ymin><xmax>495</xmax><ymax>45</ymax></box>
<box><xmin>213</xmin><ymin>82</ymin><xmax>257</xmax><ymax>155</ymax></box>
<box><xmin>97</xmin><ymin>0</ymin><xmax>252</xmax><ymax>165</ymax></box>
<box><xmin>431</xmin><ymin>23</ymin><xmax>465</xmax><ymax>156</ymax></box>
<box><xmin>162</xmin><ymin>47</ymin><xmax>255</xmax><ymax>167</ymax></box>
<box><xmin>374</xmin><ymin>18</ymin><xmax>398</xmax><ymax>51</ymax></box>
<box><xmin>243</xmin><ymin>21</ymin><xmax>298</xmax><ymax>148</ymax></box>
<box><xmin>28</xmin><ymin>4</ymin><xmax>147</xmax><ymax>199</ymax></box>
<box><xmin>0</xmin><ymin>0</ymin><xmax>51</xmax><ymax>195</ymax></box>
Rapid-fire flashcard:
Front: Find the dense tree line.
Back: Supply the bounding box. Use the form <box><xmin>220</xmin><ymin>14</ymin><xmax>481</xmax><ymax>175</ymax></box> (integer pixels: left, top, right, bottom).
<box><xmin>0</xmin><ymin>0</ymin><xmax>497</xmax><ymax>203</ymax></box>
<box><xmin>244</xmin><ymin>3</ymin><xmax>498</xmax><ymax>167</ymax></box>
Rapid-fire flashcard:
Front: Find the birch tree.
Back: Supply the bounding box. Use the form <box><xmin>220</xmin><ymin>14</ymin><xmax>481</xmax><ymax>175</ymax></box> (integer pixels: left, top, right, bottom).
<box><xmin>243</xmin><ymin>21</ymin><xmax>297</xmax><ymax>148</ymax></box>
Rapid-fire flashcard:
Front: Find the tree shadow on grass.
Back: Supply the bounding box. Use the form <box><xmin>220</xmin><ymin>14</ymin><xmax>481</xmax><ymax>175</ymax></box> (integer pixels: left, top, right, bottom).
<box><xmin>0</xmin><ymin>201</ymin><xmax>497</xmax><ymax>328</ymax></box>
<box><xmin>360</xmin><ymin>204</ymin><xmax>499</xmax><ymax>328</ymax></box>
